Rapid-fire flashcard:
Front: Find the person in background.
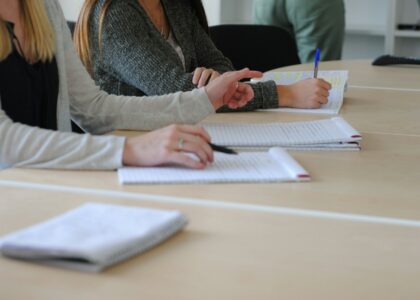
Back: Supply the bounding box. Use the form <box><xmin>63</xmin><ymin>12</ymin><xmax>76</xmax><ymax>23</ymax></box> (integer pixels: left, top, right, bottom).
<box><xmin>253</xmin><ymin>0</ymin><xmax>345</xmax><ymax>63</ymax></box>
<box><xmin>74</xmin><ymin>0</ymin><xmax>331</xmax><ymax>112</ymax></box>
<box><xmin>0</xmin><ymin>0</ymin><xmax>259</xmax><ymax>170</ymax></box>
<box><xmin>418</xmin><ymin>0</ymin><xmax>420</xmax><ymax>24</ymax></box>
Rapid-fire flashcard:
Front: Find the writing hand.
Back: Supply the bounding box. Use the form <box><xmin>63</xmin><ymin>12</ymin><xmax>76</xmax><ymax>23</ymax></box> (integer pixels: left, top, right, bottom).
<box><xmin>277</xmin><ymin>78</ymin><xmax>332</xmax><ymax>109</ymax></box>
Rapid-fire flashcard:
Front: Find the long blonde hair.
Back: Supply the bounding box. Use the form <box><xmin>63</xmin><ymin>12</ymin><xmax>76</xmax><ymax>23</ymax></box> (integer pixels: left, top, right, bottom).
<box><xmin>0</xmin><ymin>0</ymin><xmax>55</xmax><ymax>62</ymax></box>
<box><xmin>74</xmin><ymin>0</ymin><xmax>112</xmax><ymax>74</ymax></box>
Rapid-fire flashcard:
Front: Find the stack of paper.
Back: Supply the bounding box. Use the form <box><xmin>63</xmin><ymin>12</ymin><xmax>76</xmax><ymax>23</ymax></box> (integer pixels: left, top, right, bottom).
<box><xmin>118</xmin><ymin>148</ymin><xmax>310</xmax><ymax>184</ymax></box>
<box><xmin>253</xmin><ymin>70</ymin><xmax>349</xmax><ymax>115</ymax></box>
<box><xmin>203</xmin><ymin>117</ymin><xmax>362</xmax><ymax>151</ymax></box>
<box><xmin>0</xmin><ymin>203</ymin><xmax>188</xmax><ymax>272</ymax></box>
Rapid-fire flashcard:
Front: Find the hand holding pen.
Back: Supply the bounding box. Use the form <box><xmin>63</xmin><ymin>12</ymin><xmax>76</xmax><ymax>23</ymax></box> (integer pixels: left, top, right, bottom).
<box><xmin>123</xmin><ymin>125</ymin><xmax>239</xmax><ymax>170</ymax></box>
<box><xmin>276</xmin><ymin>47</ymin><xmax>331</xmax><ymax>109</ymax></box>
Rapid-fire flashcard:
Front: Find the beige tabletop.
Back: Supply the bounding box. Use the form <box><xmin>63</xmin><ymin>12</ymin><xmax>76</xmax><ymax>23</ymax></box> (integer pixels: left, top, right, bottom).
<box><xmin>1</xmin><ymin>186</ymin><xmax>420</xmax><ymax>300</ymax></box>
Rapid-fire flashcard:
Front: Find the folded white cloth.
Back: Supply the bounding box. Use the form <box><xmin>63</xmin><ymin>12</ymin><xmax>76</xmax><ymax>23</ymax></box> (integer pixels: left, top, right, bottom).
<box><xmin>0</xmin><ymin>203</ymin><xmax>188</xmax><ymax>272</ymax></box>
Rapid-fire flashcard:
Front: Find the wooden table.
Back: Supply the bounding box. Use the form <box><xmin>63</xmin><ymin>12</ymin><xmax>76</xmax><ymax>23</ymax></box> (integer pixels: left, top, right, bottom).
<box><xmin>1</xmin><ymin>60</ymin><xmax>420</xmax><ymax>299</ymax></box>
<box><xmin>1</xmin><ymin>186</ymin><xmax>420</xmax><ymax>300</ymax></box>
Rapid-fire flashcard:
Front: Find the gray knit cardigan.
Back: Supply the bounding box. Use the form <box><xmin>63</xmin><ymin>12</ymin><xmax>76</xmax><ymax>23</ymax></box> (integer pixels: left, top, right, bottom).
<box><xmin>0</xmin><ymin>0</ymin><xmax>214</xmax><ymax>170</ymax></box>
<box><xmin>89</xmin><ymin>0</ymin><xmax>279</xmax><ymax>112</ymax></box>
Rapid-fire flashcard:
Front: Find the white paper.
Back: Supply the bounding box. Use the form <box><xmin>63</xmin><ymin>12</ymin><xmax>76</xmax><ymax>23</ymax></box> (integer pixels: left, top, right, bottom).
<box><xmin>118</xmin><ymin>148</ymin><xmax>310</xmax><ymax>184</ymax></box>
<box><xmin>203</xmin><ymin>117</ymin><xmax>361</xmax><ymax>149</ymax></box>
<box><xmin>0</xmin><ymin>203</ymin><xmax>188</xmax><ymax>272</ymax></box>
<box><xmin>253</xmin><ymin>70</ymin><xmax>349</xmax><ymax>114</ymax></box>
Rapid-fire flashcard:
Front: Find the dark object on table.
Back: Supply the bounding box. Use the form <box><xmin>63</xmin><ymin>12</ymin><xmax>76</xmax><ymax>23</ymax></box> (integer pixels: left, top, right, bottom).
<box><xmin>397</xmin><ymin>24</ymin><xmax>420</xmax><ymax>30</ymax></box>
<box><xmin>372</xmin><ymin>55</ymin><xmax>420</xmax><ymax>66</ymax></box>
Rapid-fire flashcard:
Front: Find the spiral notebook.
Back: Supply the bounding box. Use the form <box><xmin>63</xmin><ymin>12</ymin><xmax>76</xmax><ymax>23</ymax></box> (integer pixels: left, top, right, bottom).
<box><xmin>253</xmin><ymin>70</ymin><xmax>349</xmax><ymax>114</ymax></box>
<box><xmin>118</xmin><ymin>148</ymin><xmax>310</xmax><ymax>184</ymax></box>
<box><xmin>0</xmin><ymin>203</ymin><xmax>188</xmax><ymax>272</ymax></box>
<box><xmin>203</xmin><ymin>117</ymin><xmax>362</xmax><ymax>151</ymax></box>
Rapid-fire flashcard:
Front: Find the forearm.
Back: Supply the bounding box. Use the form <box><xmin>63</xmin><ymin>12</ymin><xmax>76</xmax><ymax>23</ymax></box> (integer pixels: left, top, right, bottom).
<box><xmin>0</xmin><ymin>112</ymin><xmax>124</xmax><ymax>170</ymax></box>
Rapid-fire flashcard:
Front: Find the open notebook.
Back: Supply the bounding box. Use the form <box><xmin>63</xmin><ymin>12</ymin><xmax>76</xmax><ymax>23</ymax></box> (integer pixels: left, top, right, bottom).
<box><xmin>0</xmin><ymin>203</ymin><xmax>188</xmax><ymax>272</ymax></box>
<box><xmin>203</xmin><ymin>117</ymin><xmax>362</xmax><ymax>151</ymax></box>
<box><xmin>118</xmin><ymin>148</ymin><xmax>310</xmax><ymax>184</ymax></box>
<box><xmin>253</xmin><ymin>70</ymin><xmax>349</xmax><ymax>114</ymax></box>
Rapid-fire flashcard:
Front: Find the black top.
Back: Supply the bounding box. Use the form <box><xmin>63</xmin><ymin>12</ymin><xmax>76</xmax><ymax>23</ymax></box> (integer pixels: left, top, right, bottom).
<box><xmin>0</xmin><ymin>22</ymin><xmax>59</xmax><ymax>130</ymax></box>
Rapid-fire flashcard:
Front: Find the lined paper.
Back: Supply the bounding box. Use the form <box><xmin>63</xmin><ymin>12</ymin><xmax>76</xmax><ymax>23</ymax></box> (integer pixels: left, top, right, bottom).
<box><xmin>203</xmin><ymin>117</ymin><xmax>361</xmax><ymax>149</ymax></box>
<box><xmin>118</xmin><ymin>148</ymin><xmax>309</xmax><ymax>184</ymax></box>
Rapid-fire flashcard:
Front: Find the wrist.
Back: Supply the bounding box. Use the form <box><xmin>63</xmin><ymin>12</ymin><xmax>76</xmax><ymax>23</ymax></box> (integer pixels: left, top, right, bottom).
<box><xmin>122</xmin><ymin>137</ymin><xmax>134</xmax><ymax>166</ymax></box>
<box><xmin>205</xmin><ymin>86</ymin><xmax>223</xmax><ymax>110</ymax></box>
<box><xmin>276</xmin><ymin>85</ymin><xmax>292</xmax><ymax>107</ymax></box>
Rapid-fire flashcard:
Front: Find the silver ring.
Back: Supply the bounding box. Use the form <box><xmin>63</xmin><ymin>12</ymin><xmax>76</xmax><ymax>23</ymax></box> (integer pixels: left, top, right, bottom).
<box><xmin>178</xmin><ymin>138</ymin><xmax>184</xmax><ymax>150</ymax></box>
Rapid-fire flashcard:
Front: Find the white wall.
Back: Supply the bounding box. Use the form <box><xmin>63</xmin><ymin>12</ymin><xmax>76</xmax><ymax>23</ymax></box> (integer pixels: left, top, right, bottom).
<box><xmin>203</xmin><ymin>0</ymin><xmax>253</xmax><ymax>25</ymax></box>
<box><xmin>219</xmin><ymin>0</ymin><xmax>254</xmax><ymax>24</ymax></box>
<box><xmin>202</xmin><ymin>1</ymin><xmax>221</xmax><ymax>25</ymax></box>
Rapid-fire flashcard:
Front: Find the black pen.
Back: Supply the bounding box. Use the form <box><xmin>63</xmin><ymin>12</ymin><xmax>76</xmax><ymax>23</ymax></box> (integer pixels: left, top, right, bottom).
<box><xmin>209</xmin><ymin>143</ymin><xmax>238</xmax><ymax>155</ymax></box>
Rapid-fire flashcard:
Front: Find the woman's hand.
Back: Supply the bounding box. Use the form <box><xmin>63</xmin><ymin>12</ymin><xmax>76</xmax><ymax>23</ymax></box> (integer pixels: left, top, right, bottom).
<box><xmin>192</xmin><ymin>67</ymin><xmax>221</xmax><ymax>88</ymax></box>
<box><xmin>205</xmin><ymin>68</ymin><xmax>263</xmax><ymax>110</ymax></box>
<box><xmin>122</xmin><ymin>124</ymin><xmax>213</xmax><ymax>169</ymax></box>
<box><xmin>277</xmin><ymin>78</ymin><xmax>332</xmax><ymax>108</ymax></box>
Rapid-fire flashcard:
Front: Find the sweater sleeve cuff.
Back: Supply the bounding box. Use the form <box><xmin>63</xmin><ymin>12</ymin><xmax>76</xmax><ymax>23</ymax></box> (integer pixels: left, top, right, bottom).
<box><xmin>112</xmin><ymin>136</ymin><xmax>126</xmax><ymax>169</ymax></box>
<box><xmin>90</xmin><ymin>135</ymin><xmax>126</xmax><ymax>170</ymax></box>
<box><xmin>252</xmin><ymin>80</ymin><xmax>279</xmax><ymax>109</ymax></box>
<box><xmin>196</xmin><ymin>87</ymin><xmax>216</xmax><ymax>115</ymax></box>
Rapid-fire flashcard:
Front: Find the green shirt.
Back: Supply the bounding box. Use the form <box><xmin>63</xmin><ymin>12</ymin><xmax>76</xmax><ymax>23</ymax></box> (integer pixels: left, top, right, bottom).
<box><xmin>254</xmin><ymin>0</ymin><xmax>345</xmax><ymax>63</ymax></box>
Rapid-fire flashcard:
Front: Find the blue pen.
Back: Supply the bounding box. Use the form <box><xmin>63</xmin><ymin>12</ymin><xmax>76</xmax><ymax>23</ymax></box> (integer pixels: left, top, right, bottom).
<box><xmin>314</xmin><ymin>48</ymin><xmax>321</xmax><ymax>78</ymax></box>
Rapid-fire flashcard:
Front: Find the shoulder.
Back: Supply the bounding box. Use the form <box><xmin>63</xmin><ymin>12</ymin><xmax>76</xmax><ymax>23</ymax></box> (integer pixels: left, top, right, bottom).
<box><xmin>92</xmin><ymin>0</ymin><xmax>148</xmax><ymax>26</ymax></box>
<box><xmin>44</xmin><ymin>0</ymin><xmax>62</xmax><ymax>13</ymax></box>
<box><xmin>43</xmin><ymin>0</ymin><xmax>68</xmax><ymax>36</ymax></box>
<box><xmin>103</xmin><ymin>0</ymin><xmax>142</xmax><ymax>15</ymax></box>
<box><xmin>44</xmin><ymin>0</ymin><xmax>66</xmax><ymax>24</ymax></box>
<box><xmin>89</xmin><ymin>0</ymin><xmax>151</xmax><ymax>37</ymax></box>
<box><xmin>90</xmin><ymin>0</ymin><xmax>142</xmax><ymax>21</ymax></box>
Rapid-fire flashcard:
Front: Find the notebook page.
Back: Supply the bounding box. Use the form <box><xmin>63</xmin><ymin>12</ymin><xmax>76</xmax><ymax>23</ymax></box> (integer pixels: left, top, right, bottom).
<box><xmin>118</xmin><ymin>148</ymin><xmax>309</xmax><ymax>184</ymax></box>
<box><xmin>0</xmin><ymin>203</ymin><xmax>188</xmax><ymax>271</ymax></box>
<box><xmin>269</xmin><ymin>148</ymin><xmax>310</xmax><ymax>179</ymax></box>
<box><xmin>203</xmin><ymin>117</ymin><xmax>361</xmax><ymax>148</ymax></box>
<box><xmin>253</xmin><ymin>70</ymin><xmax>348</xmax><ymax>114</ymax></box>
<box><xmin>333</xmin><ymin>117</ymin><xmax>362</xmax><ymax>138</ymax></box>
